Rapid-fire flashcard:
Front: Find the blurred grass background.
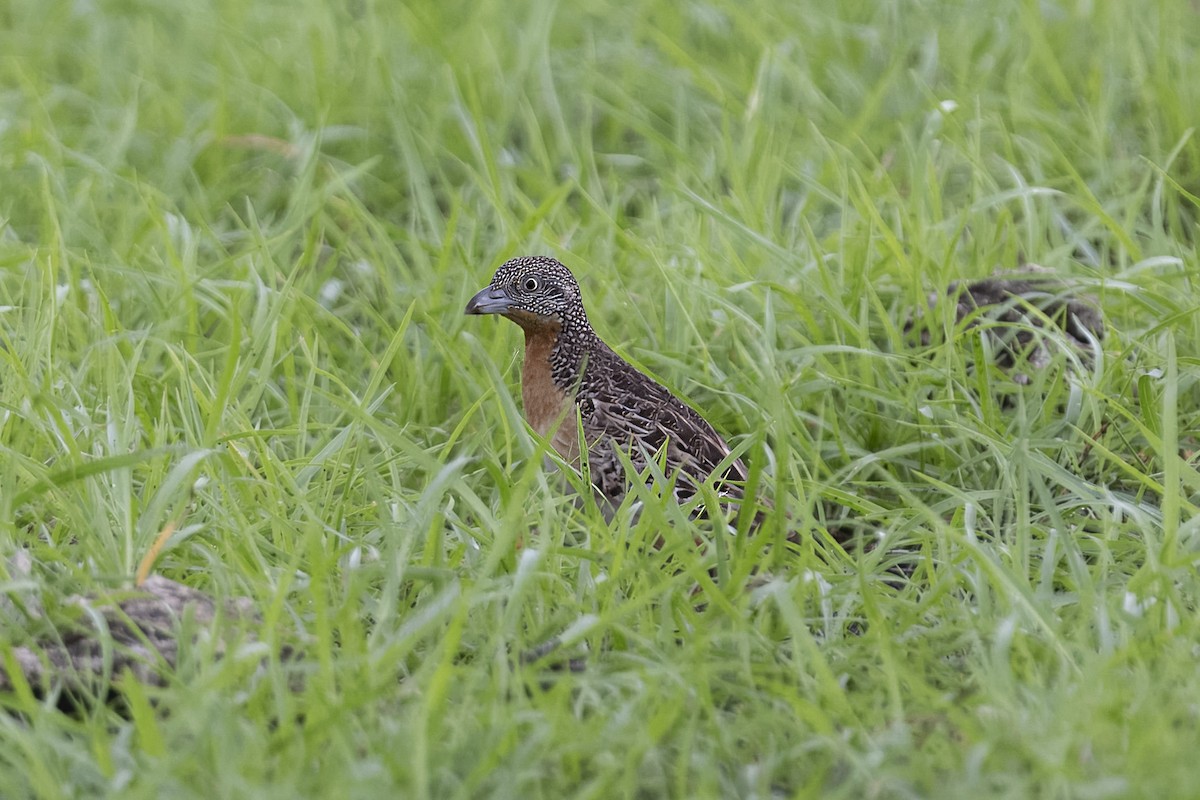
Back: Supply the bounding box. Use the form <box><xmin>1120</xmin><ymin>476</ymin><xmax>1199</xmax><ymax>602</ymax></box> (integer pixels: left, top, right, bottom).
<box><xmin>1</xmin><ymin>0</ymin><xmax>1199</xmax><ymax>796</ymax></box>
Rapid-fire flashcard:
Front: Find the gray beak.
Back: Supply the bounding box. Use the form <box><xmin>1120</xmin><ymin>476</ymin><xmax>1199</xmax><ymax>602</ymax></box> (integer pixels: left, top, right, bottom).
<box><xmin>465</xmin><ymin>286</ymin><xmax>512</xmax><ymax>315</ymax></box>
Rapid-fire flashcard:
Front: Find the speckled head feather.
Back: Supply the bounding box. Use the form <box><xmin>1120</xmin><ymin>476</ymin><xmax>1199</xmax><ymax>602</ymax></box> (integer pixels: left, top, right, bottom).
<box><xmin>465</xmin><ymin>256</ymin><xmax>590</xmax><ymax>333</ymax></box>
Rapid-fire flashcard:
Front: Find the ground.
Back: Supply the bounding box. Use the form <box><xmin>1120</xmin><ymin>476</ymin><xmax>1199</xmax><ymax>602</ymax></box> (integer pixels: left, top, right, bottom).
<box><xmin>1</xmin><ymin>0</ymin><xmax>1199</xmax><ymax>796</ymax></box>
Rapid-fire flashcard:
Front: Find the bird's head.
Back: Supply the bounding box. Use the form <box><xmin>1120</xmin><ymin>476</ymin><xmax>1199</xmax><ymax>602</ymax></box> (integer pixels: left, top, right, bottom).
<box><xmin>465</xmin><ymin>256</ymin><xmax>586</xmax><ymax>330</ymax></box>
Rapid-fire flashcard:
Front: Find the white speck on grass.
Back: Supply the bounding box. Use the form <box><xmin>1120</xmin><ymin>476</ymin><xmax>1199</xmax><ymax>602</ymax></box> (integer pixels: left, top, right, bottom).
<box><xmin>801</xmin><ymin>569</ymin><xmax>832</xmax><ymax>596</ymax></box>
<box><xmin>164</xmin><ymin>212</ymin><xmax>195</xmax><ymax>253</ymax></box>
<box><xmin>319</xmin><ymin>278</ymin><xmax>344</xmax><ymax>307</ymax></box>
<box><xmin>516</xmin><ymin>547</ymin><xmax>542</xmax><ymax>577</ymax></box>
<box><xmin>995</xmin><ymin>616</ymin><xmax>1017</xmax><ymax>652</ymax></box>
<box><xmin>1123</xmin><ymin>591</ymin><xmax>1156</xmax><ymax>617</ymax></box>
<box><xmin>344</xmin><ymin>545</ymin><xmax>380</xmax><ymax>570</ymax></box>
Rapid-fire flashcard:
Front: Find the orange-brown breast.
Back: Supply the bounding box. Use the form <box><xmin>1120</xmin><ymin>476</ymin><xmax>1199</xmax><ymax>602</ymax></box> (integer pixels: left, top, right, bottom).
<box><xmin>519</xmin><ymin>321</ymin><xmax>581</xmax><ymax>463</ymax></box>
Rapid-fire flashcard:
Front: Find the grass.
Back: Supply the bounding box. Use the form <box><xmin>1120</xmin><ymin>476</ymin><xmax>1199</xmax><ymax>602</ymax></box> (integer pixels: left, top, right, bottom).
<box><xmin>1</xmin><ymin>0</ymin><xmax>1199</xmax><ymax>796</ymax></box>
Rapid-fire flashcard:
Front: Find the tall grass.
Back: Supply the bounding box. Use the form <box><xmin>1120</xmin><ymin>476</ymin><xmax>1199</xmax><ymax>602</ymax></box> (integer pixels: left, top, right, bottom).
<box><xmin>1</xmin><ymin>0</ymin><xmax>1198</xmax><ymax>796</ymax></box>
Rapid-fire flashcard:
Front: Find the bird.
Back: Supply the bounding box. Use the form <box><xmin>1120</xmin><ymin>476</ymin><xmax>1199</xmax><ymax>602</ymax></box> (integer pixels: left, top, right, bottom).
<box><xmin>465</xmin><ymin>255</ymin><xmax>748</xmax><ymax>517</ymax></box>
<box><xmin>906</xmin><ymin>266</ymin><xmax>1105</xmax><ymax>386</ymax></box>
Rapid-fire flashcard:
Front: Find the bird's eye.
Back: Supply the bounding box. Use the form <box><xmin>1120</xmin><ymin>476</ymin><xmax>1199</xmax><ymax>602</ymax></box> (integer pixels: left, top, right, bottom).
<box><xmin>523</xmin><ymin>277</ymin><xmax>540</xmax><ymax>292</ymax></box>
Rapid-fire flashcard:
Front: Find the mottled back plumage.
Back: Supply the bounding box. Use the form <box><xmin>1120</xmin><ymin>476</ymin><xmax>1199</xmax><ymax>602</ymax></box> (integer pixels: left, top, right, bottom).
<box><xmin>466</xmin><ymin>255</ymin><xmax>747</xmax><ymax>513</ymax></box>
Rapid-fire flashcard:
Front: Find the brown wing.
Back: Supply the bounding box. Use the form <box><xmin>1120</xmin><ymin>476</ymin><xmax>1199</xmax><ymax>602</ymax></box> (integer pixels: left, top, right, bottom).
<box><xmin>577</xmin><ymin>345</ymin><xmax>747</xmax><ymax>506</ymax></box>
